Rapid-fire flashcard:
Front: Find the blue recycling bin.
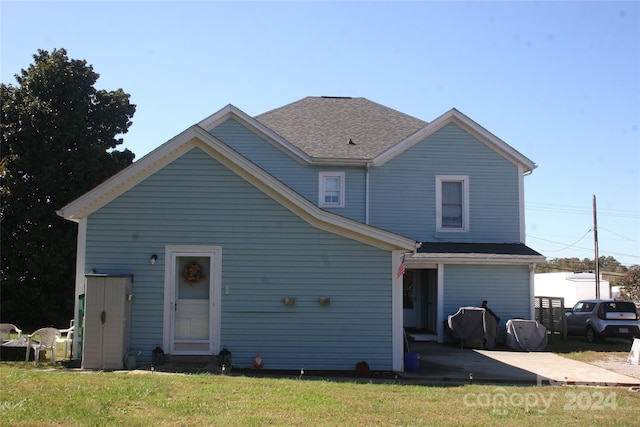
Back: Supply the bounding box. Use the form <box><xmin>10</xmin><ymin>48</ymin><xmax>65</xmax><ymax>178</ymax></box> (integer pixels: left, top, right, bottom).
<box><xmin>404</xmin><ymin>352</ymin><xmax>419</xmax><ymax>372</ymax></box>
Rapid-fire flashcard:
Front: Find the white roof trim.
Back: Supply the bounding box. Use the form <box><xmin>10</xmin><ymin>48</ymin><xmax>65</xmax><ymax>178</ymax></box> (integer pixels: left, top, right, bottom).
<box><xmin>57</xmin><ymin>127</ymin><xmax>198</xmax><ymax>222</ymax></box>
<box><xmin>200</xmin><ymin>105</ymin><xmax>377</xmax><ymax>166</ymax></box>
<box><xmin>201</xmin><ymin>105</ymin><xmax>537</xmax><ymax>172</ymax></box>
<box><xmin>373</xmin><ymin>108</ymin><xmax>537</xmax><ymax>173</ymax></box>
<box><xmin>407</xmin><ymin>252</ymin><xmax>546</xmax><ymax>265</ymax></box>
<box><xmin>57</xmin><ymin>125</ymin><xmax>415</xmax><ymax>252</ymax></box>
<box><xmin>198</xmin><ymin>105</ymin><xmax>312</xmax><ymax>165</ymax></box>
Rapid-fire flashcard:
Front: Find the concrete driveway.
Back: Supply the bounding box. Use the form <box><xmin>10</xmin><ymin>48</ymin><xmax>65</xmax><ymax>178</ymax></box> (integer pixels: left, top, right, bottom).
<box><xmin>404</xmin><ymin>342</ymin><xmax>640</xmax><ymax>386</ymax></box>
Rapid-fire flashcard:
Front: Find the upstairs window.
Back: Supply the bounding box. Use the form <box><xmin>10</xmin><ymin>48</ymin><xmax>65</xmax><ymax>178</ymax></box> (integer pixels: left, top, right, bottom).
<box><xmin>319</xmin><ymin>172</ymin><xmax>345</xmax><ymax>207</ymax></box>
<box><xmin>436</xmin><ymin>176</ymin><xmax>469</xmax><ymax>232</ymax></box>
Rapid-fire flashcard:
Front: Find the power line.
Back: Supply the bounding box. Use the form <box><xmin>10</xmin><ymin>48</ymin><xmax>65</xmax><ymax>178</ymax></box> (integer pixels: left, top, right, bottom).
<box><xmin>526</xmin><ymin>202</ymin><xmax>640</xmax><ymax>219</ymax></box>
<box><xmin>525</xmin><ymin>200</ymin><xmax>639</xmax><ymax>264</ymax></box>
<box><xmin>599</xmin><ymin>227</ymin><xmax>640</xmax><ymax>244</ymax></box>
<box><xmin>527</xmin><ymin>229</ymin><xmax>592</xmax><ymax>252</ymax></box>
<box><xmin>526</xmin><ymin>234</ymin><xmax>640</xmax><ymax>261</ymax></box>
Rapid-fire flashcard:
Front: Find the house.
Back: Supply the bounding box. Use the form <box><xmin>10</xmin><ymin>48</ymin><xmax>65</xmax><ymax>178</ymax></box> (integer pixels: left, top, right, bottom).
<box><xmin>58</xmin><ymin>96</ymin><xmax>545</xmax><ymax>371</ymax></box>
<box><xmin>535</xmin><ymin>272</ymin><xmax>611</xmax><ymax>309</ymax></box>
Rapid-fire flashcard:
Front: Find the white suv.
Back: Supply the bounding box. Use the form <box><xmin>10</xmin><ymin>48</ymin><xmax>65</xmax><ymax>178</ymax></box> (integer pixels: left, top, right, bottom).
<box><xmin>566</xmin><ymin>299</ymin><xmax>640</xmax><ymax>343</ymax></box>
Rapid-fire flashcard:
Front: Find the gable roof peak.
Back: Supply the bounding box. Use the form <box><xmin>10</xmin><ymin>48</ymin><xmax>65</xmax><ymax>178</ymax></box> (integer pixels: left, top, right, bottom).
<box><xmin>199</xmin><ymin>98</ymin><xmax>536</xmax><ymax>172</ymax></box>
<box><xmin>255</xmin><ymin>96</ymin><xmax>428</xmax><ymax>161</ymax></box>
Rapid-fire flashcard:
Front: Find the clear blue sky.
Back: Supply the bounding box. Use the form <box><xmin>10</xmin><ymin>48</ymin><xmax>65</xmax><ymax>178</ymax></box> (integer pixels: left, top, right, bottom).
<box><xmin>2</xmin><ymin>1</ymin><xmax>639</xmax><ymax>266</ymax></box>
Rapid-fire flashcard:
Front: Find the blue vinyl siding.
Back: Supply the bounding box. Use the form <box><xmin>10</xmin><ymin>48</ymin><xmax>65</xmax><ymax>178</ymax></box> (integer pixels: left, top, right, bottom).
<box><xmin>210</xmin><ymin>118</ymin><xmax>367</xmax><ymax>222</ymax></box>
<box><xmin>443</xmin><ymin>264</ymin><xmax>531</xmax><ymax>338</ymax></box>
<box><xmin>369</xmin><ymin>122</ymin><xmax>522</xmax><ymax>242</ymax></box>
<box><xmin>85</xmin><ymin>147</ymin><xmax>393</xmax><ymax>370</ymax></box>
<box><xmin>211</xmin><ymin>119</ymin><xmax>523</xmax><ymax>244</ymax></box>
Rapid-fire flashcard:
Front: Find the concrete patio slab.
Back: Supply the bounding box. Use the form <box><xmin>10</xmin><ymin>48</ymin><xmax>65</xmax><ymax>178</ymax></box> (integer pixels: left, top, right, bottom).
<box><xmin>407</xmin><ymin>342</ymin><xmax>640</xmax><ymax>386</ymax></box>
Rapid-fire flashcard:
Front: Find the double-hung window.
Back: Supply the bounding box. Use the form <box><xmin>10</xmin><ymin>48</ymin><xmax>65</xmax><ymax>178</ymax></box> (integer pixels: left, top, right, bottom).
<box><xmin>436</xmin><ymin>175</ymin><xmax>469</xmax><ymax>232</ymax></box>
<box><xmin>319</xmin><ymin>172</ymin><xmax>345</xmax><ymax>208</ymax></box>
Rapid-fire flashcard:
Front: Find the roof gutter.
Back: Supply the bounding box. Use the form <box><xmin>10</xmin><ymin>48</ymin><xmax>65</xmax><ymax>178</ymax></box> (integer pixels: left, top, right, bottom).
<box><xmin>407</xmin><ymin>253</ymin><xmax>547</xmax><ymax>265</ymax></box>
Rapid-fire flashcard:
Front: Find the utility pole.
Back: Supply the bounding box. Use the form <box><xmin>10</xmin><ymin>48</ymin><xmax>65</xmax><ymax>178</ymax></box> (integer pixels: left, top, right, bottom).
<box><xmin>593</xmin><ymin>195</ymin><xmax>600</xmax><ymax>299</ymax></box>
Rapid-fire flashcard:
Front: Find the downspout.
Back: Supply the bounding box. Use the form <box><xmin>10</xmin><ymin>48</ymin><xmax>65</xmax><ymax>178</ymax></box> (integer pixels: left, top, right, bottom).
<box><xmin>518</xmin><ymin>164</ymin><xmax>527</xmax><ymax>243</ymax></box>
<box><xmin>365</xmin><ymin>162</ymin><xmax>371</xmax><ymax>224</ymax></box>
<box><xmin>437</xmin><ymin>264</ymin><xmax>445</xmax><ymax>343</ymax></box>
<box><xmin>530</xmin><ymin>263</ymin><xmax>536</xmax><ymax>320</ymax></box>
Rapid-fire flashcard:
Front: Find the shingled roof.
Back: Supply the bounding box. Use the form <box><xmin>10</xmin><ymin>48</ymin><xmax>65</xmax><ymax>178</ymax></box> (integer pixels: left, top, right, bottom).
<box><xmin>418</xmin><ymin>242</ymin><xmax>543</xmax><ymax>257</ymax></box>
<box><xmin>409</xmin><ymin>242</ymin><xmax>546</xmax><ymax>264</ymax></box>
<box><xmin>255</xmin><ymin>96</ymin><xmax>428</xmax><ymax>160</ymax></box>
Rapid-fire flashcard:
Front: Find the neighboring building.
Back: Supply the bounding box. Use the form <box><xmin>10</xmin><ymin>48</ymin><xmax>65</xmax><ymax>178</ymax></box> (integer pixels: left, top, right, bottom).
<box><xmin>535</xmin><ymin>272</ymin><xmax>611</xmax><ymax>309</ymax></box>
<box><xmin>59</xmin><ymin>97</ymin><xmax>545</xmax><ymax>371</ymax></box>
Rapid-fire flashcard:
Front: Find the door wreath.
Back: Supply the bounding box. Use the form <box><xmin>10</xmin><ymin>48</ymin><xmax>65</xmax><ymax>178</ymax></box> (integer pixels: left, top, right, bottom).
<box><xmin>181</xmin><ymin>260</ymin><xmax>205</xmax><ymax>285</ymax></box>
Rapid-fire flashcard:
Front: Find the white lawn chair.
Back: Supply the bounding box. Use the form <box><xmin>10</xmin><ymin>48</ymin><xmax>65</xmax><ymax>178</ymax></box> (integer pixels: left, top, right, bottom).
<box><xmin>26</xmin><ymin>328</ymin><xmax>60</xmax><ymax>366</ymax></box>
<box><xmin>0</xmin><ymin>323</ymin><xmax>23</xmax><ymax>342</ymax></box>
<box><xmin>56</xmin><ymin>320</ymin><xmax>74</xmax><ymax>359</ymax></box>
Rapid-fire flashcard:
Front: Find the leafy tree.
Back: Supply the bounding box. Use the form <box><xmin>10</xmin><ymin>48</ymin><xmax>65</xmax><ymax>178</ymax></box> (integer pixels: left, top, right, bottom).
<box><xmin>599</xmin><ymin>256</ymin><xmax>627</xmax><ymax>273</ymax></box>
<box><xmin>618</xmin><ymin>268</ymin><xmax>640</xmax><ymax>306</ymax></box>
<box><xmin>535</xmin><ymin>256</ymin><xmax>628</xmax><ymax>275</ymax></box>
<box><xmin>1</xmin><ymin>48</ymin><xmax>136</xmax><ymax>328</ymax></box>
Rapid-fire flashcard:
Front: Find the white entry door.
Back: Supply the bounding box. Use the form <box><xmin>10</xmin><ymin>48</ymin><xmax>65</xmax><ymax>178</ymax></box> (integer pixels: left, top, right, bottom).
<box><xmin>164</xmin><ymin>246</ymin><xmax>221</xmax><ymax>355</ymax></box>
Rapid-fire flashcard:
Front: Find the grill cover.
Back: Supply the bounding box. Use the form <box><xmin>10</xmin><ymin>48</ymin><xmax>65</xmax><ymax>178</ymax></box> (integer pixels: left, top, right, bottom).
<box><xmin>505</xmin><ymin>319</ymin><xmax>548</xmax><ymax>351</ymax></box>
<box><xmin>447</xmin><ymin>307</ymin><xmax>498</xmax><ymax>349</ymax></box>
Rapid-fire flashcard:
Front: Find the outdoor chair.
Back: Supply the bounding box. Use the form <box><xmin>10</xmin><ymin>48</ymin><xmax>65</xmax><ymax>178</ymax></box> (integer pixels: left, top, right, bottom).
<box><xmin>56</xmin><ymin>320</ymin><xmax>74</xmax><ymax>359</ymax></box>
<box><xmin>26</xmin><ymin>327</ymin><xmax>60</xmax><ymax>366</ymax></box>
<box><xmin>0</xmin><ymin>323</ymin><xmax>23</xmax><ymax>342</ymax></box>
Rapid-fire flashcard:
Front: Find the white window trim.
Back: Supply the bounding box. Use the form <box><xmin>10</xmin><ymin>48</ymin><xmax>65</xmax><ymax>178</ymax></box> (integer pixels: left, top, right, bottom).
<box><xmin>435</xmin><ymin>175</ymin><xmax>469</xmax><ymax>232</ymax></box>
<box><xmin>318</xmin><ymin>172</ymin><xmax>345</xmax><ymax>208</ymax></box>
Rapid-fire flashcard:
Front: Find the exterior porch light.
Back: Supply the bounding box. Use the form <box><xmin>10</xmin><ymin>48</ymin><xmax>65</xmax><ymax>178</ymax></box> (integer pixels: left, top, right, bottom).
<box><xmin>318</xmin><ymin>297</ymin><xmax>331</xmax><ymax>306</ymax></box>
<box><xmin>283</xmin><ymin>297</ymin><xmax>296</xmax><ymax>306</ymax></box>
<box><xmin>150</xmin><ymin>254</ymin><xmax>158</xmax><ymax>265</ymax></box>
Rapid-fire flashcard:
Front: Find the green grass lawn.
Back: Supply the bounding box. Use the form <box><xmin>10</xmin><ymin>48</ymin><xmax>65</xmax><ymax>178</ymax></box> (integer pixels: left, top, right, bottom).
<box><xmin>2</xmin><ymin>333</ymin><xmax>639</xmax><ymax>425</ymax></box>
<box><xmin>545</xmin><ymin>334</ymin><xmax>634</xmax><ymax>363</ymax></box>
<box><xmin>1</xmin><ymin>362</ymin><xmax>640</xmax><ymax>426</ymax></box>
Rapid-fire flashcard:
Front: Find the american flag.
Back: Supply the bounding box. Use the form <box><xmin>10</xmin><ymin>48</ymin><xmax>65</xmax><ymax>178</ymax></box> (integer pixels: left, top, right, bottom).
<box><xmin>396</xmin><ymin>255</ymin><xmax>406</xmax><ymax>278</ymax></box>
